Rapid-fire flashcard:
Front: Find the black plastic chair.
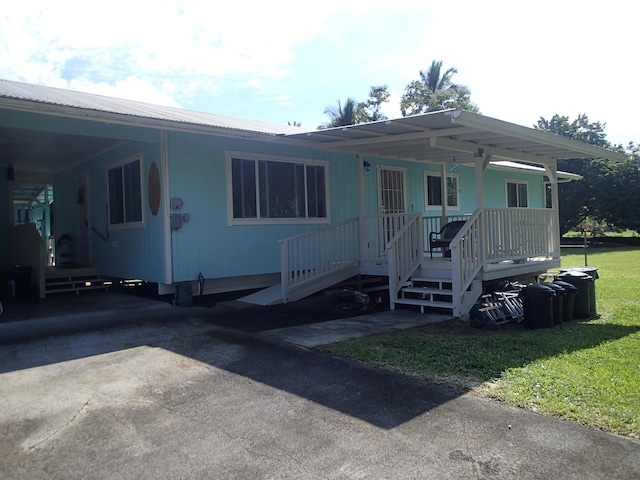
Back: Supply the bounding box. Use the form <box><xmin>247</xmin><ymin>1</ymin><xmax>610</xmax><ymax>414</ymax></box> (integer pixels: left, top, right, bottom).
<box><xmin>429</xmin><ymin>220</ymin><xmax>466</xmax><ymax>258</ymax></box>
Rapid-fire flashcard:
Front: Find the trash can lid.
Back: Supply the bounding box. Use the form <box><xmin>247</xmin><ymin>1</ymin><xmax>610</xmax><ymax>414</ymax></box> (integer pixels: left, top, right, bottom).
<box><xmin>560</xmin><ymin>266</ymin><xmax>599</xmax><ymax>279</ymax></box>
<box><xmin>520</xmin><ymin>284</ymin><xmax>556</xmax><ymax>298</ymax></box>
<box><xmin>557</xmin><ymin>270</ymin><xmax>593</xmax><ymax>282</ymax></box>
<box><xmin>552</xmin><ymin>280</ymin><xmax>578</xmax><ymax>293</ymax></box>
<box><xmin>544</xmin><ymin>282</ymin><xmax>566</xmax><ymax>294</ymax></box>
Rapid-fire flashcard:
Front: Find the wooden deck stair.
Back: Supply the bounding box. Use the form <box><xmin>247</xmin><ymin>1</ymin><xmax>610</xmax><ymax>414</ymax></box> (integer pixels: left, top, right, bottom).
<box><xmin>396</xmin><ymin>276</ymin><xmax>455</xmax><ymax>313</ymax></box>
<box><xmin>45</xmin><ymin>267</ymin><xmax>109</xmax><ymax>296</ymax></box>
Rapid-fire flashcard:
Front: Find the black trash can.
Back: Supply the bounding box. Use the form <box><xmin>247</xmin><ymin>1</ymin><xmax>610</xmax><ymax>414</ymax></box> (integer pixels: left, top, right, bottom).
<box><xmin>553</xmin><ymin>281</ymin><xmax>577</xmax><ymax>322</ymax></box>
<box><xmin>13</xmin><ymin>265</ymin><xmax>32</xmax><ymax>299</ymax></box>
<box><xmin>544</xmin><ymin>282</ymin><xmax>565</xmax><ymax>325</ymax></box>
<box><xmin>520</xmin><ymin>284</ymin><xmax>556</xmax><ymax>329</ymax></box>
<box><xmin>561</xmin><ymin>267</ymin><xmax>598</xmax><ymax>317</ymax></box>
<box><xmin>556</xmin><ymin>271</ymin><xmax>593</xmax><ymax>319</ymax></box>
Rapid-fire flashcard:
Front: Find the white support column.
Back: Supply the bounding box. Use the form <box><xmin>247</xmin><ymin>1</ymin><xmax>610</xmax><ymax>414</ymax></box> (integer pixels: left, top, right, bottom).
<box><xmin>357</xmin><ymin>154</ymin><xmax>367</xmax><ymax>264</ymax></box>
<box><xmin>440</xmin><ymin>163</ymin><xmax>447</xmax><ymax>224</ymax></box>
<box><xmin>545</xmin><ymin>160</ymin><xmax>560</xmax><ymax>255</ymax></box>
<box><xmin>161</xmin><ymin>130</ymin><xmax>173</xmax><ymax>285</ymax></box>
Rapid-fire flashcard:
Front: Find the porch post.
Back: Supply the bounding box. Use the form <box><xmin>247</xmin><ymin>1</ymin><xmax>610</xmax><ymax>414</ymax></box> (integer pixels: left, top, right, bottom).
<box><xmin>357</xmin><ymin>153</ymin><xmax>367</xmax><ymax>264</ymax></box>
<box><xmin>440</xmin><ymin>163</ymin><xmax>447</xmax><ymax>224</ymax></box>
<box><xmin>475</xmin><ymin>155</ymin><xmax>490</xmax><ymax>265</ymax></box>
<box><xmin>545</xmin><ymin>160</ymin><xmax>560</xmax><ymax>255</ymax></box>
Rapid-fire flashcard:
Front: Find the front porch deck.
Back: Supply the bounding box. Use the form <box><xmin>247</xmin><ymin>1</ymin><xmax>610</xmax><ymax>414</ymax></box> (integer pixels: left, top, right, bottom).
<box><xmin>277</xmin><ymin>209</ymin><xmax>561</xmax><ymax>317</ymax></box>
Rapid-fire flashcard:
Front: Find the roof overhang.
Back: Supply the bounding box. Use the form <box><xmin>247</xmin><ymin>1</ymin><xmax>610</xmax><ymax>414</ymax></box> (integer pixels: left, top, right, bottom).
<box><xmin>286</xmin><ymin>109</ymin><xmax>628</xmax><ymax>167</ymax></box>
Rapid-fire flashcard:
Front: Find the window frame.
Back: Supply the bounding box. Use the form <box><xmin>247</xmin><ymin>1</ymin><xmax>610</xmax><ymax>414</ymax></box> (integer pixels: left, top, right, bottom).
<box><xmin>505</xmin><ymin>179</ymin><xmax>529</xmax><ymax>208</ymax></box>
<box><xmin>226</xmin><ymin>152</ymin><xmax>330</xmax><ymax>226</ymax></box>
<box><xmin>424</xmin><ymin>170</ymin><xmax>460</xmax><ymax>211</ymax></box>
<box><xmin>107</xmin><ymin>153</ymin><xmax>145</xmax><ymax>230</ymax></box>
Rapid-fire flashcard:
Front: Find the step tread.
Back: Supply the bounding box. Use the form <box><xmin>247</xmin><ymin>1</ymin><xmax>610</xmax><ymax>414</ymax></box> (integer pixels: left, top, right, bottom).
<box><xmin>411</xmin><ymin>276</ymin><xmax>452</xmax><ymax>283</ymax></box>
<box><xmin>401</xmin><ymin>286</ymin><xmax>452</xmax><ymax>295</ymax></box>
<box><xmin>394</xmin><ymin>297</ymin><xmax>454</xmax><ymax>309</ymax></box>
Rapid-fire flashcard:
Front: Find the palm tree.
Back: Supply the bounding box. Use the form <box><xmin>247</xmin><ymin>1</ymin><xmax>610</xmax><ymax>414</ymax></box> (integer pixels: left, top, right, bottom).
<box><xmin>400</xmin><ymin>60</ymin><xmax>478</xmax><ymax>116</ymax></box>
<box><xmin>420</xmin><ymin>60</ymin><xmax>458</xmax><ymax>93</ymax></box>
<box><xmin>320</xmin><ymin>97</ymin><xmax>364</xmax><ymax>128</ymax></box>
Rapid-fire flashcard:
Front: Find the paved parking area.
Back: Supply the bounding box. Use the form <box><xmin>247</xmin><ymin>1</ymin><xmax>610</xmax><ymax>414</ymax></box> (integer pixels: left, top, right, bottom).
<box><xmin>1</xmin><ymin>313</ymin><xmax>638</xmax><ymax>479</ymax></box>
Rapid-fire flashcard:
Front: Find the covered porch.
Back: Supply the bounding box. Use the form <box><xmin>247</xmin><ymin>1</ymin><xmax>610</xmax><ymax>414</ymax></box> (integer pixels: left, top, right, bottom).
<box><xmin>275</xmin><ymin>109</ymin><xmax>626</xmax><ymax>316</ymax></box>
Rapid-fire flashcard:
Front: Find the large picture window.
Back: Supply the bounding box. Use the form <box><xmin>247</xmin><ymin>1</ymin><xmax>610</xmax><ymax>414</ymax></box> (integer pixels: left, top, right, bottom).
<box><xmin>229</xmin><ymin>154</ymin><xmax>328</xmax><ymax>223</ymax></box>
<box><xmin>506</xmin><ymin>180</ymin><xmax>528</xmax><ymax>208</ymax></box>
<box><xmin>425</xmin><ymin>172</ymin><xmax>459</xmax><ymax>209</ymax></box>
<box><xmin>108</xmin><ymin>154</ymin><xmax>143</xmax><ymax>227</ymax></box>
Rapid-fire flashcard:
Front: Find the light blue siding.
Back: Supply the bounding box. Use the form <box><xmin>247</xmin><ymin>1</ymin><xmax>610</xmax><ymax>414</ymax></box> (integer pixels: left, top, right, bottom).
<box><xmin>52</xmin><ymin>124</ymin><xmax>168</xmax><ymax>282</ymax></box>
<box><xmin>167</xmin><ymin>132</ymin><xmax>359</xmax><ymax>283</ymax></box>
<box><xmin>12</xmin><ymin>108</ymin><xmax>550</xmax><ymax>286</ymax></box>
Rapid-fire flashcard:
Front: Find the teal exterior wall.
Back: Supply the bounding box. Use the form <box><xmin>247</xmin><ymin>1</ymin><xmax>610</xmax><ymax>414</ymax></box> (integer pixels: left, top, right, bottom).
<box><xmin>1</xmin><ymin>105</ymin><xmax>550</xmax><ymax>286</ymax></box>
<box><xmin>166</xmin><ymin>131</ymin><xmax>360</xmax><ymax>283</ymax></box>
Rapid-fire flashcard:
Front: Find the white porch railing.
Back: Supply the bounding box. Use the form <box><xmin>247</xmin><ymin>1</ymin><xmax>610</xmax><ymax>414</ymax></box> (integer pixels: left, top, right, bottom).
<box><xmin>279</xmin><ymin>208</ymin><xmax>559</xmax><ymax>310</ymax></box>
<box><xmin>483</xmin><ymin>208</ymin><xmax>559</xmax><ymax>263</ymax></box>
<box><xmin>422</xmin><ymin>213</ymin><xmax>472</xmax><ymax>256</ymax></box>
<box><xmin>279</xmin><ymin>217</ymin><xmax>360</xmax><ymax>303</ymax></box>
<box><xmin>386</xmin><ymin>213</ymin><xmax>423</xmax><ymax>310</ymax></box>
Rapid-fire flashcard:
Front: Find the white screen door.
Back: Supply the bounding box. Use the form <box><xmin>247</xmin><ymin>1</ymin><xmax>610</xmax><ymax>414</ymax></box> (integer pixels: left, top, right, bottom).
<box><xmin>378</xmin><ymin>167</ymin><xmax>406</xmax><ymax>214</ymax></box>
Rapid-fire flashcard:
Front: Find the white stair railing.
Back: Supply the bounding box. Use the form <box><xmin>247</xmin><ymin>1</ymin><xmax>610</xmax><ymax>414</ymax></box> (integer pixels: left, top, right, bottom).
<box><xmin>387</xmin><ymin>213</ymin><xmax>423</xmax><ymax>310</ymax></box>
<box><xmin>450</xmin><ymin>209</ymin><xmax>484</xmax><ymax>316</ymax></box>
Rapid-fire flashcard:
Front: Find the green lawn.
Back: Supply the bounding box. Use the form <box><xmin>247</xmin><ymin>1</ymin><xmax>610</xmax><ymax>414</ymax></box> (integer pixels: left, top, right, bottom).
<box><xmin>322</xmin><ymin>248</ymin><xmax>640</xmax><ymax>439</ymax></box>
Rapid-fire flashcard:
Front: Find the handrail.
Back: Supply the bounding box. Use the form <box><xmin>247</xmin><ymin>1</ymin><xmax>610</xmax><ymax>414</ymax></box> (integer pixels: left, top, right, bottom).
<box><xmin>279</xmin><ymin>217</ymin><xmax>360</xmax><ymax>303</ymax></box>
<box><xmin>449</xmin><ymin>209</ymin><xmax>483</xmax><ymax>315</ymax></box>
<box><xmin>387</xmin><ymin>212</ymin><xmax>422</xmax><ymax>310</ymax></box>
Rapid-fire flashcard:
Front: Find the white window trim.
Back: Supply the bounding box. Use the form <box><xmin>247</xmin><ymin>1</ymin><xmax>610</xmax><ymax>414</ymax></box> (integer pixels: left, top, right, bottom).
<box><xmin>505</xmin><ymin>178</ymin><xmax>529</xmax><ymax>208</ymax></box>
<box><xmin>225</xmin><ymin>151</ymin><xmax>331</xmax><ymax>226</ymax></box>
<box><xmin>424</xmin><ymin>170</ymin><xmax>460</xmax><ymax>211</ymax></box>
<box><xmin>107</xmin><ymin>153</ymin><xmax>145</xmax><ymax>230</ymax></box>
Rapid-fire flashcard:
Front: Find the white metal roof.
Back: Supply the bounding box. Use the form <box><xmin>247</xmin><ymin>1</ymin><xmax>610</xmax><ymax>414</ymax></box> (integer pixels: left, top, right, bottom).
<box><xmin>285</xmin><ymin>109</ymin><xmax>628</xmax><ymax>166</ymax></box>
<box><xmin>0</xmin><ymin>78</ymin><xmax>302</xmax><ymax>136</ymax></box>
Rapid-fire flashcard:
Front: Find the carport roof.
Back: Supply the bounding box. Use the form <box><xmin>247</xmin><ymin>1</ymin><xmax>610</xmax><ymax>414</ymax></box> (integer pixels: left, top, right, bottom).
<box><xmin>285</xmin><ymin>109</ymin><xmax>628</xmax><ymax>166</ymax></box>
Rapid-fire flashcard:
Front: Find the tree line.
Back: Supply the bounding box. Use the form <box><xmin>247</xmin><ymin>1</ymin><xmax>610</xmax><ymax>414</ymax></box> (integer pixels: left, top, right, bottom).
<box><xmin>311</xmin><ymin>60</ymin><xmax>640</xmax><ymax>235</ymax></box>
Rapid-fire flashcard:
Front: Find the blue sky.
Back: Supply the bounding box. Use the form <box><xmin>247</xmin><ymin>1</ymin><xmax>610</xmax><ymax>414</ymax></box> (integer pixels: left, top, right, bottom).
<box><xmin>1</xmin><ymin>0</ymin><xmax>637</xmax><ymax>146</ymax></box>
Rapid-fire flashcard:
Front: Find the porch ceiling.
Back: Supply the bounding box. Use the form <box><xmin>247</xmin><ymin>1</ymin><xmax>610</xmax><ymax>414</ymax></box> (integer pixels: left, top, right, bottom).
<box><xmin>286</xmin><ymin>109</ymin><xmax>628</xmax><ymax>167</ymax></box>
<box><xmin>0</xmin><ymin>125</ymin><xmax>124</xmax><ymax>177</ymax></box>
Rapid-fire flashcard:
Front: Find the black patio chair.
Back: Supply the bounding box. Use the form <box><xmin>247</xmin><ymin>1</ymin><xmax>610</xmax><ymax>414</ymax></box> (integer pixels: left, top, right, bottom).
<box><xmin>428</xmin><ymin>220</ymin><xmax>467</xmax><ymax>258</ymax></box>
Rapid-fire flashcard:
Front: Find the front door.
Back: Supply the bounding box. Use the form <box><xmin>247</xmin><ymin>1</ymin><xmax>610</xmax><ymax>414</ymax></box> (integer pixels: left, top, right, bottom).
<box><xmin>378</xmin><ymin>167</ymin><xmax>407</xmax><ymax>246</ymax></box>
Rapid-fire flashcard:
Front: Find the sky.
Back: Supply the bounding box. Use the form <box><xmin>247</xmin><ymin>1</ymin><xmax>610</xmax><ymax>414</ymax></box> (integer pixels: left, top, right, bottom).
<box><xmin>1</xmin><ymin>0</ymin><xmax>638</xmax><ymax>146</ymax></box>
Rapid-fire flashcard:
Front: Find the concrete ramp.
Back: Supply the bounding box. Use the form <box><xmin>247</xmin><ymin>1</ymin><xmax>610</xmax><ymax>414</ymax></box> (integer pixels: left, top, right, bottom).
<box><xmin>237</xmin><ymin>283</ymin><xmax>283</xmax><ymax>306</ymax></box>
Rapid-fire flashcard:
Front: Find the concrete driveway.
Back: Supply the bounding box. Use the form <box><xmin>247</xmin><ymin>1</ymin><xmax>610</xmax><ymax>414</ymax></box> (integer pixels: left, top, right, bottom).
<box><xmin>1</xmin><ymin>313</ymin><xmax>638</xmax><ymax>479</ymax></box>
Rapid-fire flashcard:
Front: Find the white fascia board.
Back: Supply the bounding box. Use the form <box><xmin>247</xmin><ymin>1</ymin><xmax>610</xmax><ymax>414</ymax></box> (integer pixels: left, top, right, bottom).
<box><xmin>452</xmin><ymin>111</ymin><xmax>628</xmax><ymax>162</ymax></box>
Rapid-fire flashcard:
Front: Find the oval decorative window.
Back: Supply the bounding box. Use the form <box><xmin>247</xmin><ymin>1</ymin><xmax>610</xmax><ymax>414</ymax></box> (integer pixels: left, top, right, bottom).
<box><xmin>148</xmin><ymin>161</ymin><xmax>161</xmax><ymax>216</ymax></box>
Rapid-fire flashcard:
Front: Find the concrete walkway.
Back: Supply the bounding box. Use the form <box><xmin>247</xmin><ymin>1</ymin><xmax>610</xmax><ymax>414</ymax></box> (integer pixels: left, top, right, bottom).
<box><xmin>0</xmin><ymin>292</ymin><xmax>638</xmax><ymax>479</ymax></box>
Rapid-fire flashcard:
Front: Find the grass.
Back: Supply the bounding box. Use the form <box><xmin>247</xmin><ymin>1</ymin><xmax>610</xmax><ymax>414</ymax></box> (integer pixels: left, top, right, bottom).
<box><xmin>322</xmin><ymin>248</ymin><xmax>640</xmax><ymax>439</ymax></box>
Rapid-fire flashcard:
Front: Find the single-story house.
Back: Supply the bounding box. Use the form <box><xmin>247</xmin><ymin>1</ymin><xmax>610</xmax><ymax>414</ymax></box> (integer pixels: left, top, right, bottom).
<box><xmin>0</xmin><ymin>78</ymin><xmax>626</xmax><ymax>316</ymax></box>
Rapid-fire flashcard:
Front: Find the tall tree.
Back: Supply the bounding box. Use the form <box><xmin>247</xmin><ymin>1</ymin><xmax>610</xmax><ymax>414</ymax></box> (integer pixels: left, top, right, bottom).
<box><xmin>400</xmin><ymin>60</ymin><xmax>478</xmax><ymax>116</ymax></box>
<box><xmin>320</xmin><ymin>97</ymin><xmax>363</xmax><ymax>128</ymax></box>
<box><xmin>319</xmin><ymin>86</ymin><xmax>390</xmax><ymax>129</ymax></box>
<box><xmin>536</xmin><ymin>114</ymin><xmax>638</xmax><ymax>234</ymax></box>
